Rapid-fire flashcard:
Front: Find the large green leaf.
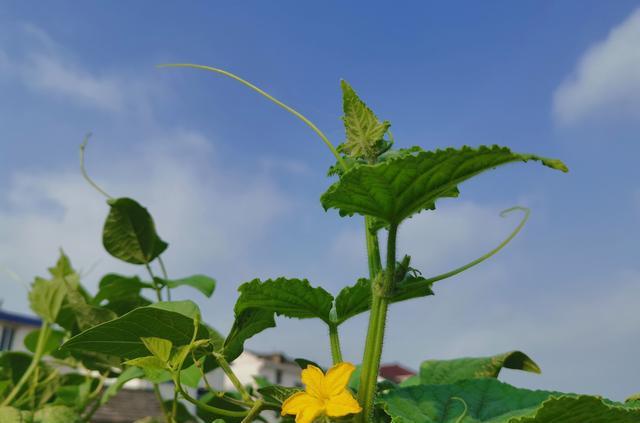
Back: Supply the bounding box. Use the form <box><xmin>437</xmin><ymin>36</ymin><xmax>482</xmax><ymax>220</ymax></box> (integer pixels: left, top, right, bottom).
<box><xmin>24</xmin><ymin>328</ymin><xmax>66</xmax><ymax>356</ymax></box>
<box><xmin>235</xmin><ymin>278</ymin><xmax>334</xmax><ymax>323</ymax></box>
<box><xmin>102</xmin><ymin>197</ymin><xmax>168</xmax><ymax>264</ymax></box>
<box><xmin>339</xmin><ymin>80</ymin><xmax>390</xmax><ymax>160</ymax></box>
<box><xmin>380</xmin><ymin>379</ymin><xmax>640</xmax><ymax>422</ymax></box>
<box><xmin>335</xmin><ymin>275</ymin><xmax>433</xmax><ymax>324</ymax></box>
<box><xmin>157</xmin><ymin>274</ymin><xmax>217</xmax><ymax>298</ymax></box>
<box><xmin>223</xmin><ymin>308</ymin><xmax>275</xmax><ymax>363</ymax></box>
<box><xmin>401</xmin><ymin>351</ymin><xmax>540</xmax><ymax>386</ymax></box>
<box><xmin>61</xmin><ymin>301</ymin><xmax>207</xmax><ymax>359</ymax></box>
<box><xmin>321</xmin><ymin>146</ymin><xmax>568</xmax><ymax>225</ymax></box>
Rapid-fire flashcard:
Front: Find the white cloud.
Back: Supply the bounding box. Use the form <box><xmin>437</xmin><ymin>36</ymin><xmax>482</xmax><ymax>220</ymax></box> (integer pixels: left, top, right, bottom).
<box><xmin>0</xmin><ymin>23</ymin><xmax>152</xmax><ymax>112</ymax></box>
<box><xmin>553</xmin><ymin>8</ymin><xmax>640</xmax><ymax>125</ymax></box>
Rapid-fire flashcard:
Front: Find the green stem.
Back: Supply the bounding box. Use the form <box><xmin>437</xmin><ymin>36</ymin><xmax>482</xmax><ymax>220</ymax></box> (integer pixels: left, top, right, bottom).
<box><xmin>2</xmin><ymin>322</ymin><xmax>50</xmax><ymax>406</ymax></box>
<box><xmin>171</xmin><ymin>386</ymin><xmax>179</xmax><ymax>423</ymax></box>
<box><xmin>158</xmin><ymin>256</ymin><xmax>171</xmax><ymax>301</ymax></box>
<box><xmin>214</xmin><ymin>352</ymin><xmax>252</xmax><ymax>403</ymax></box>
<box><xmin>145</xmin><ymin>263</ymin><xmax>163</xmax><ymax>302</ymax></box>
<box><xmin>158</xmin><ymin>64</ymin><xmax>348</xmax><ymax>171</ymax></box>
<box><xmin>175</xmin><ymin>380</ymin><xmax>249</xmax><ymax>418</ymax></box>
<box><xmin>364</xmin><ymin>216</ymin><xmax>382</xmax><ymax>278</ymax></box>
<box><xmin>153</xmin><ymin>384</ymin><xmax>171</xmax><ymax>423</ymax></box>
<box><xmin>357</xmin><ymin>223</ymin><xmax>398</xmax><ymax>422</ymax></box>
<box><xmin>422</xmin><ymin>206</ymin><xmax>530</xmax><ymax>286</ymax></box>
<box><xmin>240</xmin><ymin>399</ymin><xmax>264</xmax><ymax>423</ymax></box>
<box><xmin>328</xmin><ymin>323</ymin><xmax>343</xmax><ymax>364</ymax></box>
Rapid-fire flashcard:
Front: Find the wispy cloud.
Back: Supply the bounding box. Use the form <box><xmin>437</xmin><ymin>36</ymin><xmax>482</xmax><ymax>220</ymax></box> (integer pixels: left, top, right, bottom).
<box><xmin>0</xmin><ymin>23</ymin><xmax>153</xmax><ymax>113</ymax></box>
<box><xmin>553</xmin><ymin>8</ymin><xmax>640</xmax><ymax>125</ymax></box>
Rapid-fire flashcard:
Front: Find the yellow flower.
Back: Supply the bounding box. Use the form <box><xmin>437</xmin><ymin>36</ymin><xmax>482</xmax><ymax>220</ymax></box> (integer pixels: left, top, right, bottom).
<box><xmin>281</xmin><ymin>362</ymin><xmax>362</xmax><ymax>423</ymax></box>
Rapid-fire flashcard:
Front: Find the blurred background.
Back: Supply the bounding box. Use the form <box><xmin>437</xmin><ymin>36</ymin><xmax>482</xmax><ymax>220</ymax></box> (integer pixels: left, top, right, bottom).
<box><xmin>0</xmin><ymin>1</ymin><xmax>639</xmax><ymax>400</ymax></box>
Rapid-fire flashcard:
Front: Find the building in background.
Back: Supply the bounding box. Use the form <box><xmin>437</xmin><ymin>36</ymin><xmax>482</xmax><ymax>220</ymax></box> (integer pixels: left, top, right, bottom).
<box><xmin>0</xmin><ymin>308</ymin><xmax>41</xmax><ymax>352</ymax></box>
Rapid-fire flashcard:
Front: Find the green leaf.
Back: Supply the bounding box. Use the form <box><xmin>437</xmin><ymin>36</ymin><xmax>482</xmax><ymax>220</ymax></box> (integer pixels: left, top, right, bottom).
<box><xmin>102</xmin><ymin>197</ymin><xmax>168</xmax><ymax>265</ymax></box>
<box><xmin>294</xmin><ymin>358</ymin><xmax>323</xmax><ymax>371</ymax></box>
<box><xmin>161</xmin><ymin>400</ymin><xmax>199</xmax><ymax>423</ymax></box>
<box><xmin>100</xmin><ymin>366</ymin><xmax>145</xmax><ymax>406</ymax></box>
<box><xmin>158</xmin><ymin>274</ymin><xmax>216</xmax><ymax>297</ymax></box>
<box><xmin>141</xmin><ymin>337</ymin><xmax>173</xmax><ymax>362</ymax></box>
<box><xmin>321</xmin><ymin>146</ymin><xmax>568</xmax><ymax>225</ymax></box>
<box><xmin>407</xmin><ymin>351</ymin><xmax>541</xmax><ymax>386</ymax></box>
<box><xmin>196</xmin><ymin>392</ymin><xmax>246</xmax><ymax>423</ymax></box>
<box><xmin>94</xmin><ymin>273</ymin><xmax>153</xmax><ymax>315</ymax></box>
<box><xmin>223</xmin><ymin>308</ymin><xmax>275</xmax><ymax>363</ymax></box>
<box><xmin>335</xmin><ymin>275</ymin><xmax>434</xmax><ymax>324</ymax></box>
<box><xmin>339</xmin><ymin>80</ymin><xmax>391</xmax><ymax>160</ymax></box>
<box><xmin>24</xmin><ymin>329</ymin><xmax>66</xmax><ymax>356</ymax></box>
<box><xmin>60</xmin><ymin>278</ymin><xmax>117</xmax><ymax>331</ymax></box>
<box><xmin>29</xmin><ymin>276</ymin><xmax>67</xmax><ymax>323</ymax></box>
<box><xmin>235</xmin><ymin>278</ymin><xmax>334</xmax><ymax>323</ymax></box>
<box><xmin>61</xmin><ymin>301</ymin><xmax>208</xmax><ymax>359</ymax></box>
<box><xmin>47</xmin><ymin>250</ymin><xmax>74</xmax><ymax>279</ymax></box>
<box><xmin>33</xmin><ymin>405</ymin><xmax>81</xmax><ymax>423</ymax></box>
<box><xmin>380</xmin><ymin>379</ymin><xmax>640</xmax><ymax>422</ymax></box>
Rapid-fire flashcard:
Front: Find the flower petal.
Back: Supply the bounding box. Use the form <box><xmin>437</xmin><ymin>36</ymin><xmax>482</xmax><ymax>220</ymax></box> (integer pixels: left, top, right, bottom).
<box><xmin>324</xmin><ymin>362</ymin><xmax>357</xmax><ymax>396</ymax></box>
<box><xmin>326</xmin><ymin>390</ymin><xmax>362</xmax><ymax>417</ymax></box>
<box><xmin>281</xmin><ymin>392</ymin><xmax>324</xmax><ymax>416</ymax></box>
<box><xmin>301</xmin><ymin>365</ymin><xmax>325</xmax><ymax>398</ymax></box>
<box><xmin>296</xmin><ymin>405</ymin><xmax>324</xmax><ymax>423</ymax></box>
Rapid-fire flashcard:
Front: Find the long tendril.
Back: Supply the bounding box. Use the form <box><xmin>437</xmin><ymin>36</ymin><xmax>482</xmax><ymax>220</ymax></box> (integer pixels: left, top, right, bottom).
<box><xmin>157</xmin><ymin>63</ymin><xmax>347</xmax><ymax>171</ymax></box>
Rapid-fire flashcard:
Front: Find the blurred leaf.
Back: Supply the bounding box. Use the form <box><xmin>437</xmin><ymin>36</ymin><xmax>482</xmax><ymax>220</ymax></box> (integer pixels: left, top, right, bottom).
<box><xmin>100</xmin><ymin>366</ymin><xmax>145</xmax><ymax>406</ymax></box>
<box><xmin>33</xmin><ymin>405</ymin><xmax>80</xmax><ymax>423</ymax></box>
<box><xmin>29</xmin><ymin>276</ymin><xmax>66</xmax><ymax>323</ymax></box>
<box><xmin>24</xmin><ymin>329</ymin><xmax>65</xmax><ymax>356</ymax></box>
<box><xmin>102</xmin><ymin>197</ymin><xmax>168</xmax><ymax>265</ymax></box>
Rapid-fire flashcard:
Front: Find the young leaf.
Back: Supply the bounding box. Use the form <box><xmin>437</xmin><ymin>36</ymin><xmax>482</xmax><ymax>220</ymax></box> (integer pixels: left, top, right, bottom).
<box><xmin>223</xmin><ymin>308</ymin><xmax>275</xmax><ymax>363</ymax></box>
<box><xmin>124</xmin><ymin>356</ymin><xmax>168</xmax><ymax>380</ymax></box>
<box><xmin>157</xmin><ymin>274</ymin><xmax>217</xmax><ymax>297</ymax></box>
<box><xmin>235</xmin><ymin>278</ymin><xmax>334</xmax><ymax>323</ymax></box>
<box><xmin>102</xmin><ymin>197</ymin><xmax>168</xmax><ymax>264</ymax></box>
<box><xmin>404</xmin><ymin>350</ymin><xmax>541</xmax><ymax>386</ymax></box>
<box><xmin>29</xmin><ymin>276</ymin><xmax>67</xmax><ymax>323</ymax></box>
<box><xmin>340</xmin><ymin>80</ymin><xmax>391</xmax><ymax>160</ymax></box>
<box><xmin>380</xmin><ymin>379</ymin><xmax>640</xmax><ymax>422</ymax></box>
<box><xmin>321</xmin><ymin>146</ymin><xmax>568</xmax><ymax>225</ymax></box>
<box><xmin>141</xmin><ymin>337</ymin><xmax>173</xmax><ymax>363</ymax></box>
<box><xmin>258</xmin><ymin>385</ymin><xmax>303</xmax><ymax>405</ymax></box>
<box><xmin>61</xmin><ymin>301</ymin><xmax>208</xmax><ymax>359</ymax></box>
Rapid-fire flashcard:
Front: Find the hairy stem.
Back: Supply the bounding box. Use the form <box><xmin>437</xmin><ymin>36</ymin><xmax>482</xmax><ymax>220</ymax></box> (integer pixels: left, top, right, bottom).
<box><xmin>144</xmin><ymin>263</ymin><xmax>163</xmax><ymax>302</ymax></box>
<box><xmin>357</xmin><ymin>224</ymin><xmax>398</xmax><ymax>422</ymax></box>
<box><xmin>175</xmin><ymin>379</ymin><xmax>249</xmax><ymax>418</ymax></box>
<box><xmin>328</xmin><ymin>322</ymin><xmax>343</xmax><ymax>364</ymax></box>
<box><xmin>241</xmin><ymin>399</ymin><xmax>264</xmax><ymax>423</ymax></box>
<box><xmin>158</xmin><ymin>256</ymin><xmax>171</xmax><ymax>301</ymax></box>
<box><xmin>153</xmin><ymin>384</ymin><xmax>170</xmax><ymax>422</ymax></box>
<box><xmin>158</xmin><ymin>64</ymin><xmax>348</xmax><ymax>171</ymax></box>
<box><xmin>214</xmin><ymin>352</ymin><xmax>252</xmax><ymax>403</ymax></box>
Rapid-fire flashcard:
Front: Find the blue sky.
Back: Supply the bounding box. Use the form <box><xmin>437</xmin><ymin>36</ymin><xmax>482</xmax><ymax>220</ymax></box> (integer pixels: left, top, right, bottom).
<box><xmin>1</xmin><ymin>1</ymin><xmax>639</xmax><ymax>400</ymax></box>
